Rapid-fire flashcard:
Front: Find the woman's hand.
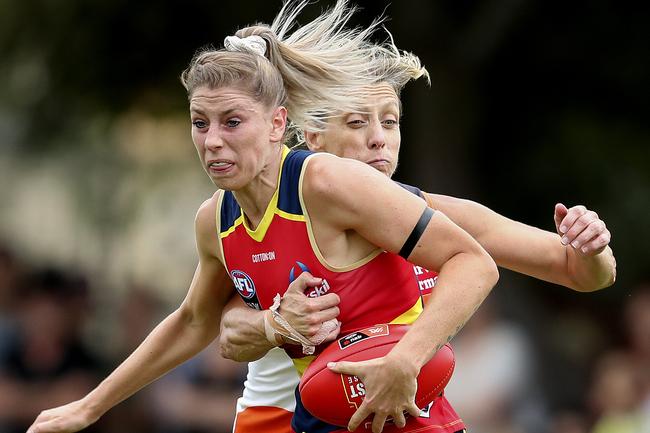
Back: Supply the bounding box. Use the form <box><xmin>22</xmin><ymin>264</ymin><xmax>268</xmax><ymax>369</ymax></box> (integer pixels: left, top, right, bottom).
<box><xmin>328</xmin><ymin>354</ymin><xmax>421</xmax><ymax>433</ymax></box>
<box><xmin>554</xmin><ymin>203</ymin><xmax>611</xmax><ymax>255</ymax></box>
<box><xmin>27</xmin><ymin>398</ymin><xmax>99</xmax><ymax>433</ymax></box>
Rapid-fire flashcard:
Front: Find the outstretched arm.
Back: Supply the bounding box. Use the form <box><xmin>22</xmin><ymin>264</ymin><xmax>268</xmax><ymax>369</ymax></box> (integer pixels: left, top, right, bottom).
<box><xmin>424</xmin><ymin>194</ymin><xmax>615</xmax><ymax>291</ymax></box>
<box><xmin>27</xmin><ymin>196</ymin><xmax>233</xmax><ymax>433</ymax></box>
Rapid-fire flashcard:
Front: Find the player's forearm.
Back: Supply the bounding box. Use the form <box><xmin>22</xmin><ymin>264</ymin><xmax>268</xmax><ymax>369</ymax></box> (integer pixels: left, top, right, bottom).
<box><xmin>389</xmin><ymin>250</ymin><xmax>498</xmax><ymax>371</ymax></box>
<box><xmin>423</xmin><ymin>194</ymin><xmax>499</xmax><ymax>249</ymax></box>
<box><xmin>566</xmin><ymin>245</ymin><xmax>616</xmax><ymax>292</ymax></box>
<box><xmin>427</xmin><ymin>194</ymin><xmax>617</xmax><ymax>291</ymax></box>
<box><xmin>81</xmin><ymin>307</ymin><xmax>219</xmax><ymax>419</ymax></box>
<box><xmin>219</xmin><ymin>305</ymin><xmax>275</xmax><ymax>362</ymax></box>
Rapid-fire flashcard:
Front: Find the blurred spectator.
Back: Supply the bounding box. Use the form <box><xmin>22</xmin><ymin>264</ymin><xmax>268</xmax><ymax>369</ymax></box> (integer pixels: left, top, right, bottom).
<box><xmin>622</xmin><ymin>286</ymin><xmax>650</xmax><ymax>411</ymax></box>
<box><xmin>112</xmin><ymin>284</ymin><xmax>166</xmax><ymax>359</ymax></box>
<box><xmin>0</xmin><ymin>268</ymin><xmax>103</xmax><ymax>433</ymax></box>
<box><xmin>581</xmin><ymin>284</ymin><xmax>650</xmax><ymax>433</ymax></box>
<box><xmin>549</xmin><ymin>410</ymin><xmax>589</xmax><ymax>433</ymax></box>
<box><xmin>147</xmin><ymin>341</ymin><xmax>247</xmax><ymax>433</ymax></box>
<box><xmin>587</xmin><ymin>351</ymin><xmax>646</xmax><ymax>433</ymax></box>
<box><xmin>96</xmin><ymin>285</ymin><xmax>166</xmax><ymax>433</ymax></box>
<box><xmin>97</xmin><ymin>284</ymin><xmax>246</xmax><ymax>433</ymax></box>
<box><xmin>545</xmin><ymin>306</ymin><xmax>608</xmax><ymax>413</ymax></box>
<box><xmin>0</xmin><ymin>245</ymin><xmax>21</xmax><ymax>356</ymax></box>
<box><xmin>445</xmin><ymin>298</ymin><xmax>544</xmax><ymax>433</ymax></box>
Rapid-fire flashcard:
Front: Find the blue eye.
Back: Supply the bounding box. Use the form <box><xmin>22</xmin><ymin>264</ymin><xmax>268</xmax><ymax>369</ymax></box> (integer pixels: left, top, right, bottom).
<box><xmin>192</xmin><ymin>120</ymin><xmax>207</xmax><ymax>129</ymax></box>
<box><xmin>226</xmin><ymin>119</ymin><xmax>241</xmax><ymax>128</ymax></box>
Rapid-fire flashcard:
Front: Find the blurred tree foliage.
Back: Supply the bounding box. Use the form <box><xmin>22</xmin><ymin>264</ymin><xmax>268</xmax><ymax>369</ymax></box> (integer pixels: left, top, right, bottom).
<box><xmin>0</xmin><ymin>0</ymin><xmax>648</xmax><ymax>299</ymax></box>
<box><xmin>0</xmin><ymin>0</ymin><xmax>648</xmax><ymax>416</ymax></box>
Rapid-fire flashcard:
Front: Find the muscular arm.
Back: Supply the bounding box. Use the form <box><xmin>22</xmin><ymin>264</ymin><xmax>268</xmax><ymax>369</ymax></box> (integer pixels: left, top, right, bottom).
<box><xmin>222</xmin><ymin>156</ymin><xmax>501</xmax><ymax>370</ymax></box>
<box><xmin>220</xmin><ymin>182</ymin><xmax>616</xmax><ymax>363</ymax></box>
<box><xmin>219</xmin><ymin>272</ymin><xmax>340</xmax><ymax>362</ymax></box>
<box><xmin>424</xmin><ymin>193</ymin><xmax>616</xmax><ymax>291</ymax></box>
<box><xmin>219</xmin><ymin>297</ymin><xmax>271</xmax><ymax>362</ymax></box>
<box><xmin>28</xmin><ymin>195</ymin><xmax>233</xmax><ymax>433</ymax></box>
<box><xmin>301</xmin><ymin>155</ymin><xmax>497</xmax><ymax>431</ymax></box>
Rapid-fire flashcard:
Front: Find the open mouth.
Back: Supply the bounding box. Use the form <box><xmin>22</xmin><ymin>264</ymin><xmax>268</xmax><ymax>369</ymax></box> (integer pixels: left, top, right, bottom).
<box><xmin>208</xmin><ymin>161</ymin><xmax>234</xmax><ymax>173</ymax></box>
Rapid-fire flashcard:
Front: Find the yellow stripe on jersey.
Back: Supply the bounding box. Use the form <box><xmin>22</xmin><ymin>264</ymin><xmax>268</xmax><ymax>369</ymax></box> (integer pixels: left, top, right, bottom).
<box><xmin>275</xmin><ymin>208</ymin><xmax>305</xmax><ymax>222</ymax></box>
<box><xmin>291</xmin><ymin>299</ymin><xmax>422</xmax><ymax>377</ymax></box>
<box><xmin>389</xmin><ymin>298</ymin><xmax>423</xmax><ymax>325</ymax></box>
<box><xmin>241</xmin><ymin>187</ymin><xmax>280</xmax><ymax>242</ymax></box>
<box><xmin>292</xmin><ymin>355</ymin><xmax>317</xmax><ymax>377</ymax></box>
<box><xmin>220</xmin><ymin>198</ymin><xmax>304</xmax><ymax>239</ymax></box>
<box><xmin>220</xmin><ymin>214</ymin><xmax>245</xmax><ymax>238</ymax></box>
<box><xmin>297</xmin><ymin>154</ymin><xmax>384</xmax><ymax>272</ymax></box>
<box><xmin>228</xmin><ymin>146</ymin><xmax>306</xmax><ymax>242</ymax></box>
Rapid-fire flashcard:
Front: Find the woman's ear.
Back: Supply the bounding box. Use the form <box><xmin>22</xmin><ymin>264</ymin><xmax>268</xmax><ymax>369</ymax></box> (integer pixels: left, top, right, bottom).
<box><xmin>269</xmin><ymin>106</ymin><xmax>287</xmax><ymax>142</ymax></box>
<box><xmin>304</xmin><ymin>130</ymin><xmax>323</xmax><ymax>151</ymax></box>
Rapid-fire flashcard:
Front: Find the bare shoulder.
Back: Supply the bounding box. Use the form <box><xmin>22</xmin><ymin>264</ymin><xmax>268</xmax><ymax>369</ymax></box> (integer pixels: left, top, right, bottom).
<box><xmin>302</xmin><ymin>154</ymin><xmax>426</xmax><ymax>240</ymax></box>
<box><xmin>303</xmin><ymin>153</ymin><xmax>386</xmax><ymax>204</ymax></box>
<box><xmin>195</xmin><ymin>190</ymin><xmax>223</xmax><ymax>258</ymax></box>
<box><xmin>195</xmin><ymin>190</ymin><xmax>221</xmax><ymax>229</ymax></box>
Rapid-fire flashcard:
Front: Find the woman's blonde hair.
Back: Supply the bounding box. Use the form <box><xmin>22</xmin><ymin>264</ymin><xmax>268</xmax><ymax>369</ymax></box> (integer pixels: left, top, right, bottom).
<box><xmin>181</xmin><ymin>0</ymin><xmax>429</xmax><ymax>142</ymax></box>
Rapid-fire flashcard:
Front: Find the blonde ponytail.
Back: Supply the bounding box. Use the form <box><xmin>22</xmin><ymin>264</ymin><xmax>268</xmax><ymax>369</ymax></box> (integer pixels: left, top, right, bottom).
<box><xmin>181</xmin><ymin>0</ymin><xmax>429</xmax><ymax>143</ymax></box>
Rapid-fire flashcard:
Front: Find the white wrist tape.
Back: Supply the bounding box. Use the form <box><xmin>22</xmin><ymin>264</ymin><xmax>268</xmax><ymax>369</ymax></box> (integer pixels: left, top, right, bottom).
<box><xmin>269</xmin><ymin>294</ymin><xmax>317</xmax><ymax>355</ymax></box>
<box><xmin>310</xmin><ymin>318</ymin><xmax>340</xmax><ymax>345</ymax></box>
<box><xmin>263</xmin><ymin>310</ymin><xmax>291</xmax><ymax>346</ymax></box>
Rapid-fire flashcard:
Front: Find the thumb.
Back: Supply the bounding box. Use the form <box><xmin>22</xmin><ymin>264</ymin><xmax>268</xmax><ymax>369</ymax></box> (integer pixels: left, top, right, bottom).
<box><xmin>328</xmin><ymin>360</ymin><xmax>362</xmax><ymax>376</ymax></box>
<box><xmin>554</xmin><ymin>203</ymin><xmax>569</xmax><ymax>234</ymax></box>
<box><xmin>285</xmin><ymin>271</ymin><xmax>322</xmax><ymax>293</ymax></box>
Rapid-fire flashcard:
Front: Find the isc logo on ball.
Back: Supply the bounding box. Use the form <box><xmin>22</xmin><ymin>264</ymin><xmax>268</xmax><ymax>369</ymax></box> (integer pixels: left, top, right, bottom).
<box><xmin>343</xmin><ymin>375</ymin><xmax>365</xmax><ymax>408</ymax></box>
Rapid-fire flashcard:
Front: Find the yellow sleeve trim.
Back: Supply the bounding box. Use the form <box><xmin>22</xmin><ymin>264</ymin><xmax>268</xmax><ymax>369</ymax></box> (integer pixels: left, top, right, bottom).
<box><xmin>275</xmin><ymin>208</ymin><xmax>306</xmax><ymax>222</ymax></box>
<box><xmin>240</xmin><ymin>146</ymin><xmax>291</xmax><ymax>242</ymax></box>
<box><xmin>219</xmin><ymin>214</ymin><xmax>245</xmax><ymax>239</ymax></box>
<box><xmin>389</xmin><ymin>298</ymin><xmax>423</xmax><ymax>325</ymax></box>
<box><xmin>298</xmin><ymin>154</ymin><xmax>383</xmax><ymax>272</ymax></box>
<box><xmin>214</xmin><ymin>190</ymin><xmax>230</xmax><ymax>275</ymax></box>
<box><xmin>290</xmin><ymin>299</ymin><xmax>422</xmax><ymax>377</ymax></box>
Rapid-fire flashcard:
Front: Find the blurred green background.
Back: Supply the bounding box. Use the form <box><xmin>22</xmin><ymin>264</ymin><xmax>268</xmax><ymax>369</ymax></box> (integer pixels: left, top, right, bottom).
<box><xmin>0</xmin><ymin>1</ymin><xmax>648</xmax><ymax>432</ymax></box>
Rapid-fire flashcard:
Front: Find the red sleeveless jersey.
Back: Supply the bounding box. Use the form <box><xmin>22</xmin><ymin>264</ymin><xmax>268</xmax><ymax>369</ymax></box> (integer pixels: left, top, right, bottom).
<box><xmin>218</xmin><ymin>147</ymin><xmax>464</xmax><ymax>433</ymax></box>
<box><xmin>218</xmin><ymin>149</ymin><xmax>423</xmax><ymax>351</ymax></box>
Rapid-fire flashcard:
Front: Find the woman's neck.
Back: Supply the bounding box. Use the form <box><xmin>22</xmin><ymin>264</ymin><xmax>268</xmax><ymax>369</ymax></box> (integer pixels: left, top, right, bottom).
<box><xmin>233</xmin><ymin>146</ymin><xmax>284</xmax><ymax>230</ymax></box>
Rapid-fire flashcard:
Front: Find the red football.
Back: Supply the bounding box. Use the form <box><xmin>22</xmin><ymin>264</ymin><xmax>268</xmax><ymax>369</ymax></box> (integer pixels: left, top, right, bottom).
<box><xmin>299</xmin><ymin>323</ymin><xmax>455</xmax><ymax>427</ymax></box>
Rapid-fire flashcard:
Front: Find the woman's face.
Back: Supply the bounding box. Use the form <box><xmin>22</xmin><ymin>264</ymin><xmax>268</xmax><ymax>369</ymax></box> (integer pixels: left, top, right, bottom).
<box><xmin>189</xmin><ymin>86</ymin><xmax>286</xmax><ymax>191</ymax></box>
<box><xmin>307</xmin><ymin>83</ymin><xmax>401</xmax><ymax>178</ymax></box>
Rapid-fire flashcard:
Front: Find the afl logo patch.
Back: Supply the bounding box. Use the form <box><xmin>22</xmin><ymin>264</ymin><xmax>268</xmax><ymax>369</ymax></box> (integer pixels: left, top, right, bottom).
<box><xmin>231</xmin><ymin>270</ymin><xmax>256</xmax><ymax>299</ymax></box>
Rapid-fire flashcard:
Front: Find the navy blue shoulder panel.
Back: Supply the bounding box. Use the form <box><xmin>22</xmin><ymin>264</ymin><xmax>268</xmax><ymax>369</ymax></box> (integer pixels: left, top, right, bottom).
<box><xmin>219</xmin><ymin>191</ymin><xmax>242</xmax><ymax>233</ymax></box>
<box><xmin>394</xmin><ymin>180</ymin><xmax>425</xmax><ymax>199</ymax></box>
<box><xmin>278</xmin><ymin>149</ymin><xmax>313</xmax><ymax>215</ymax></box>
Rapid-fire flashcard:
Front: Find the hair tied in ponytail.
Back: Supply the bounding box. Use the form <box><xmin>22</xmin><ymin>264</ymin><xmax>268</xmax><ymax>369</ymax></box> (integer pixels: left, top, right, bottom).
<box><xmin>223</xmin><ymin>35</ymin><xmax>267</xmax><ymax>57</ymax></box>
